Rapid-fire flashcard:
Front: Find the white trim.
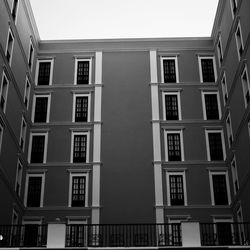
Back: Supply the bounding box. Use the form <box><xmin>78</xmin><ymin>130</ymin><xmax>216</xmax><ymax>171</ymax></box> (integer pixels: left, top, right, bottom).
<box><xmin>70</xmin><ymin>131</ymin><xmax>90</xmax><ymax>163</ymax></box>
<box><xmin>209</xmin><ymin>170</ymin><xmax>231</xmax><ymax>206</ymax></box>
<box><xmin>5</xmin><ymin>28</ymin><xmax>14</xmax><ymax>66</ymax></box>
<box><xmin>226</xmin><ymin>113</ymin><xmax>233</xmax><ymax>148</ymax></box>
<box><xmin>28</xmin><ymin>132</ymin><xmax>48</xmax><ymax>164</ymax></box>
<box><xmin>241</xmin><ymin>65</ymin><xmax>250</xmax><ymax>108</ymax></box>
<box><xmin>24</xmin><ymin>173</ymin><xmax>45</xmax><ymax>207</ymax></box>
<box><xmin>166</xmin><ymin>171</ymin><xmax>187</xmax><ymax>206</ymax></box>
<box><xmin>235</xmin><ymin>21</ymin><xmax>244</xmax><ymax>61</ymax></box>
<box><xmin>19</xmin><ymin>116</ymin><xmax>27</xmax><ymax>151</ymax></box>
<box><xmin>198</xmin><ymin>56</ymin><xmax>217</xmax><ymax>83</ymax></box>
<box><xmin>221</xmin><ymin>72</ymin><xmax>228</xmax><ymax>106</ymax></box>
<box><xmin>201</xmin><ymin>91</ymin><xmax>221</xmax><ymax>120</ymax></box>
<box><xmin>28</xmin><ymin>39</ymin><xmax>34</xmax><ymax>71</ymax></box>
<box><xmin>72</xmin><ymin>93</ymin><xmax>91</xmax><ymax>122</ymax></box>
<box><xmin>230</xmin><ymin>0</ymin><xmax>238</xmax><ymax>18</ymax></box>
<box><xmin>231</xmin><ymin>156</ymin><xmax>239</xmax><ymax>195</ymax></box>
<box><xmin>0</xmin><ymin>71</ymin><xmax>10</xmax><ymax>113</ymax></box>
<box><xmin>24</xmin><ymin>76</ymin><xmax>31</xmax><ymax>109</ymax></box>
<box><xmin>217</xmin><ymin>35</ymin><xmax>223</xmax><ymax>67</ymax></box>
<box><xmin>68</xmin><ymin>172</ymin><xmax>89</xmax><ymax>207</ymax></box>
<box><xmin>160</xmin><ymin>56</ymin><xmax>179</xmax><ymax>83</ymax></box>
<box><xmin>35</xmin><ymin>59</ymin><xmax>54</xmax><ymax>85</ymax></box>
<box><xmin>74</xmin><ymin>58</ymin><xmax>92</xmax><ymax>85</ymax></box>
<box><xmin>164</xmin><ymin>130</ymin><xmax>184</xmax><ymax>162</ymax></box>
<box><xmin>15</xmin><ymin>160</ymin><xmax>23</xmax><ymax>197</ymax></box>
<box><xmin>162</xmin><ymin>91</ymin><xmax>182</xmax><ymax>120</ymax></box>
<box><xmin>205</xmin><ymin>129</ymin><xmax>226</xmax><ymax>161</ymax></box>
<box><xmin>32</xmin><ymin>94</ymin><xmax>51</xmax><ymax>123</ymax></box>
<box><xmin>150</xmin><ymin>51</ymin><xmax>158</xmax><ymax>83</ymax></box>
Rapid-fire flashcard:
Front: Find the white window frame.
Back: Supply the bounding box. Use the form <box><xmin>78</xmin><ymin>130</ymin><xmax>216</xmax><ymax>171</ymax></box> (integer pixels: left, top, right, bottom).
<box><xmin>28</xmin><ymin>39</ymin><xmax>34</xmax><ymax>71</ymax></box>
<box><xmin>241</xmin><ymin>65</ymin><xmax>250</xmax><ymax>108</ymax></box>
<box><xmin>68</xmin><ymin>172</ymin><xmax>89</xmax><ymax>207</ymax></box>
<box><xmin>24</xmin><ymin>173</ymin><xmax>45</xmax><ymax>207</ymax></box>
<box><xmin>5</xmin><ymin>28</ymin><xmax>14</xmax><ymax>65</ymax></box>
<box><xmin>164</xmin><ymin>130</ymin><xmax>184</xmax><ymax>162</ymax></box>
<box><xmin>198</xmin><ymin>56</ymin><xmax>217</xmax><ymax>83</ymax></box>
<box><xmin>160</xmin><ymin>56</ymin><xmax>179</xmax><ymax>83</ymax></box>
<box><xmin>28</xmin><ymin>132</ymin><xmax>48</xmax><ymax>164</ymax></box>
<box><xmin>209</xmin><ymin>171</ymin><xmax>231</xmax><ymax>206</ymax></box>
<box><xmin>205</xmin><ymin>129</ymin><xmax>226</xmax><ymax>161</ymax></box>
<box><xmin>166</xmin><ymin>171</ymin><xmax>187</xmax><ymax>206</ymax></box>
<box><xmin>11</xmin><ymin>0</ymin><xmax>19</xmax><ymax>23</ymax></box>
<box><xmin>235</xmin><ymin>21</ymin><xmax>244</xmax><ymax>60</ymax></box>
<box><xmin>231</xmin><ymin>156</ymin><xmax>239</xmax><ymax>195</ymax></box>
<box><xmin>71</xmin><ymin>131</ymin><xmax>90</xmax><ymax>163</ymax></box>
<box><xmin>15</xmin><ymin>160</ymin><xmax>23</xmax><ymax>197</ymax></box>
<box><xmin>74</xmin><ymin>58</ymin><xmax>92</xmax><ymax>85</ymax></box>
<box><xmin>24</xmin><ymin>77</ymin><xmax>31</xmax><ymax>109</ymax></box>
<box><xmin>217</xmin><ymin>36</ymin><xmax>223</xmax><ymax>66</ymax></box>
<box><xmin>226</xmin><ymin>113</ymin><xmax>233</xmax><ymax>148</ymax></box>
<box><xmin>162</xmin><ymin>91</ymin><xmax>182</xmax><ymax>120</ymax></box>
<box><xmin>221</xmin><ymin>72</ymin><xmax>228</xmax><ymax>106</ymax></box>
<box><xmin>201</xmin><ymin>91</ymin><xmax>221</xmax><ymax>120</ymax></box>
<box><xmin>35</xmin><ymin>59</ymin><xmax>54</xmax><ymax>86</ymax></box>
<box><xmin>72</xmin><ymin>93</ymin><xmax>91</xmax><ymax>122</ymax></box>
<box><xmin>213</xmin><ymin>217</ymin><xmax>234</xmax><ymax>244</ymax></box>
<box><xmin>32</xmin><ymin>94</ymin><xmax>51</xmax><ymax>123</ymax></box>
<box><xmin>0</xmin><ymin>71</ymin><xmax>10</xmax><ymax>113</ymax></box>
<box><xmin>19</xmin><ymin>116</ymin><xmax>27</xmax><ymax>151</ymax></box>
<box><xmin>230</xmin><ymin>0</ymin><xmax>238</xmax><ymax>18</ymax></box>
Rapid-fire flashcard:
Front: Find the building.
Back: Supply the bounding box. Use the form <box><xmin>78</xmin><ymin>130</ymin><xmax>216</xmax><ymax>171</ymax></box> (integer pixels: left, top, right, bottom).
<box><xmin>0</xmin><ymin>0</ymin><xmax>250</xmax><ymax>248</ymax></box>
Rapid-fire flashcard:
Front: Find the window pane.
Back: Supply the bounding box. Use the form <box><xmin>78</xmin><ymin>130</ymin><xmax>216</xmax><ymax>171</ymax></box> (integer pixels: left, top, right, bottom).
<box><xmin>75</xmin><ymin>97</ymin><xmax>88</xmax><ymax>122</ymax></box>
<box><xmin>77</xmin><ymin>61</ymin><xmax>89</xmax><ymax>84</ymax></box>
<box><xmin>38</xmin><ymin>62</ymin><xmax>51</xmax><ymax>85</ymax></box>
<box><xmin>165</xmin><ymin>95</ymin><xmax>179</xmax><ymax>120</ymax></box>
<box><xmin>169</xmin><ymin>175</ymin><xmax>184</xmax><ymax>205</ymax></box>
<box><xmin>212</xmin><ymin>174</ymin><xmax>228</xmax><ymax>205</ymax></box>
<box><xmin>73</xmin><ymin>135</ymin><xmax>87</xmax><ymax>163</ymax></box>
<box><xmin>208</xmin><ymin>133</ymin><xmax>224</xmax><ymax>161</ymax></box>
<box><xmin>27</xmin><ymin>177</ymin><xmax>42</xmax><ymax>207</ymax></box>
<box><xmin>34</xmin><ymin>97</ymin><xmax>48</xmax><ymax>123</ymax></box>
<box><xmin>201</xmin><ymin>59</ymin><xmax>215</xmax><ymax>82</ymax></box>
<box><xmin>31</xmin><ymin>136</ymin><xmax>45</xmax><ymax>163</ymax></box>
<box><xmin>217</xmin><ymin>223</ymin><xmax>232</xmax><ymax>245</ymax></box>
<box><xmin>71</xmin><ymin>176</ymin><xmax>86</xmax><ymax>207</ymax></box>
<box><xmin>167</xmin><ymin>134</ymin><xmax>181</xmax><ymax>161</ymax></box>
<box><xmin>205</xmin><ymin>94</ymin><xmax>219</xmax><ymax>119</ymax></box>
<box><xmin>163</xmin><ymin>59</ymin><xmax>176</xmax><ymax>83</ymax></box>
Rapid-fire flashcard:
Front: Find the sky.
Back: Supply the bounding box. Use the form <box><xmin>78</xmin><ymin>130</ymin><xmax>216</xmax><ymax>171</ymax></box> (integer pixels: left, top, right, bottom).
<box><xmin>29</xmin><ymin>0</ymin><xmax>219</xmax><ymax>40</ymax></box>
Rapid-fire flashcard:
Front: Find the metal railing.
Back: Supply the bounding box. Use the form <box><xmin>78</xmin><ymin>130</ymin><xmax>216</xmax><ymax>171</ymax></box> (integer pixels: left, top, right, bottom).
<box><xmin>0</xmin><ymin>224</ymin><xmax>47</xmax><ymax>247</ymax></box>
<box><xmin>66</xmin><ymin>223</ymin><xmax>182</xmax><ymax>247</ymax></box>
<box><xmin>200</xmin><ymin>222</ymin><xmax>250</xmax><ymax>246</ymax></box>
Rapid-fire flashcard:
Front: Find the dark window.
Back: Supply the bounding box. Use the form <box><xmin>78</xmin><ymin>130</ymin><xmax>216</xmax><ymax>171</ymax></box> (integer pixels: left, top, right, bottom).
<box><xmin>68</xmin><ymin>224</ymin><xmax>86</xmax><ymax>247</ymax></box>
<box><xmin>28</xmin><ymin>44</ymin><xmax>34</xmax><ymax>68</ymax></box>
<box><xmin>26</xmin><ymin>176</ymin><xmax>42</xmax><ymax>207</ymax></box>
<box><xmin>212</xmin><ymin>174</ymin><xmax>228</xmax><ymax>205</ymax></box>
<box><xmin>201</xmin><ymin>59</ymin><xmax>215</xmax><ymax>82</ymax></box>
<box><xmin>1</xmin><ymin>75</ymin><xmax>8</xmax><ymax>111</ymax></box>
<box><xmin>163</xmin><ymin>59</ymin><xmax>176</xmax><ymax>83</ymax></box>
<box><xmin>75</xmin><ymin>96</ymin><xmax>88</xmax><ymax>122</ymax></box>
<box><xmin>204</xmin><ymin>94</ymin><xmax>219</xmax><ymax>119</ymax></box>
<box><xmin>30</xmin><ymin>135</ymin><xmax>45</xmax><ymax>163</ymax></box>
<box><xmin>231</xmin><ymin>0</ymin><xmax>237</xmax><ymax>14</ymax></box>
<box><xmin>208</xmin><ymin>133</ymin><xmax>224</xmax><ymax>161</ymax></box>
<box><xmin>6</xmin><ymin>32</ymin><xmax>14</xmax><ymax>63</ymax></box>
<box><xmin>165</xmin><ymin>95</ymin><xmax>179</xmax><ymax>120</ymax></box>
<box><xmin>77</xmin><ymin>61</ymin><xmax>89</xmax><ymax>84</ymax></box>
<box><xmin>37</xmin><ymin>62</ymin><xmax>51</xmax><ymax>85</ymax></box>
<box><xmin>34</xmin><ymin>97</ymin><xmax>48</xmax><ymax>123</ymax></box>
<box><xmin>169</xmin><ymin>175</ymin><xmax>184</xmax><ymax>205</ymax></box>
<box><xmin>23</xmin><ymin>224</ymin><xmax>39</xmax><ymax>247</ymax></box>
<box><xmin>11</xmin><ymin>0</ymin><xmax>18</xmax><ymax>21</ymax></box>
<box><xmin>216</xmin><ymin>223</ymin><xmax>232</xmax><ymax>245</ymax></box>
<box><xmin>236</xmin><ymin>28</ymin><xmax>243</xmax><ymax>57</ymax></box>
<box><xmin>167</xmin><ymin>133</ymin><xmax>181</xmax><ymax>161</ymax></box>
<box><xmin>71</xmin><ymin>176</ymin><xmax>86</xmax><ymax>207</ymax></box>
<box><xmin>73</xmin><ymin>134</ymin><xmax>87</xmax><ymax>163</ymax></box>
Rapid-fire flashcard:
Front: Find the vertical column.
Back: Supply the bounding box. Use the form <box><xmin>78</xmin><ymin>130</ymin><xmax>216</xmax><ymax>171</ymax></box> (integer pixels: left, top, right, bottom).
<box><xmin>149</xmin><ymin>50</ymin><xmax>164</xmax><ymax>223</ymax></box>
<box><xmin>92</xmin><ymin>51</ymin><xmax>103</xmax><ymax>224</ymax></box>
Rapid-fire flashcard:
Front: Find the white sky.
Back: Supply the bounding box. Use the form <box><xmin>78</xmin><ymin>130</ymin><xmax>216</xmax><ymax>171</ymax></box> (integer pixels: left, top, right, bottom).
<box><xmin>29</xmin><ymin>0</ymin><xmax>219</xmax><ymax>40</ymax></box>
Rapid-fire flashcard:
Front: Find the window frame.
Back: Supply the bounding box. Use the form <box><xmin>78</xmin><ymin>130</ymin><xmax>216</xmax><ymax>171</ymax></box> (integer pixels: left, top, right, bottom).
<box><xmin>198</xmin><ymin>56</ymin><xmax>217</xmax><ymax>83</ymax></box>
<box><xmin>230</xmin><ymin>0</ymin><xmax>238</xmax><ymax>18</ymax></box>
<box><xmin>0</xmin><ymin>71</ymin><xmax>9</xmax><ymax>113</ymax></box>
<box><xmin>74</xmin><ymin>58</ymin><xmax>92</xmax><ymax>85</ymax></box>
<box><xmin>217</xmin><ymin>36</ymin><xmax>223</xmax><ymax>66</ymax></box>
<box><xmin>28</xmin><ymin>39</ymin><xmax>34</xmax><ymax>71</ymax></box>
<box><xmin>72</xmin><ymin>93</ymin><xmax>91</xmax><ymax>122</ymax></box>
<box><xmin>235</xmin><ymin>21</ymin><xmax>244</xmax><ymax>60</ymax></box>
<box><xmin>15</xmin><ymin>160</ymin><xmax>23</xmax><ymax>197</ymax></box>
<box><xmin>226</xmin><ymin>113</ymin><xmax>233</xmax><ymax>148</ymax></box>
<box><xmin>35</xmin><ymin>59</ymin><xmax>54</xmax><ymax>86</ymax></box>
<box><xmin>11</xmin><ymin>0</ymin><xmax>19</xmax><ymax>23</ymax></box>
<box><xmin>231</xmin><ymin>156</ymin><xmax>239</xmax><ymax>195</ymax></box>
<box><xmin>221</xmin><ymin>72</ymin><xmax>228</xmax><ymax>106</ymax></box>
<box><xmin>241</xmin><ymin>65</ymin><xmax>250</xmax><ymax>108</ymax></box>
<box><xmin>24</xmin><ymin>77</ymin><xmax>31</xmax><ymax>109</ymax></box>
<box><xmin>32</xmin><ymin>94</ymin><xmax>51</xmax><ymax>123</ymax></box>
<box><xmin>160</xmin><ymin>56</ymin><xmax>179</xmax><ymax>83</ymax></box>
<box><xmin>19</xmin><ymin>116</ymin><xmax>27</xmax><ymax>151</ymax></box>
<box><xmin>5</xmin><ymin>28</ymin><xmax>14</xmax><ymax>65</ymax></box>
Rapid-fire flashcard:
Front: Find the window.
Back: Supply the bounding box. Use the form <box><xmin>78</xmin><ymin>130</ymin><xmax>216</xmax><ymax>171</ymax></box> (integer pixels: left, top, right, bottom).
<box><xmin>198</xmin><ymin>56</ymin><xmax>217</xmax><ymax>83</ymax></box>
<box><xmin>202</xmin><ymin>91</ymin><xmax>221</xmax><ymax>120</ymax></box>
<box><xmin>32</xmin><ymin>95</ymin><xmax>51</xmax><ymax>123</ymax></box>
<box><xmin>235</xmin><ymin>22</ymin><xmax>244</xmax><ymax>60</ymax></box>
<box><xmin>166</xmin><ymin>172</ymin><xmax>187</xmax><ymax>206</ymax></box>
<box><xmin>73</xmin><ymin>94</ymin><xmax>90</xmax><ymax>122</ymax></box>
<box><xmin>0</xmin><ymin>71</ymin><xmax>9</xmax><ymax>113</ymax></box>
<box><xmin>5</xmin><ymin>29</ymin><xmax>14</xmax><ymax>64</ymax></box>
<box><xmin>74</xmin><ymin>59</ymin><xmax>92</xmax><ymax>85</ymax></box>
<box><xmin>35</xmin><ymin>59</ymin><xmax>53</xmax><ymax>85</ymax></box>
<box><xmin>161</xmin><ymin>57</ymin><xmax>179</xmax><ymax>83</ymax></box>
<box><xmin>71</xmin><ymin>132</ymin><xmax>89</xmax><ymax>163</ymax></box>
<box><xmin>24</xmin><ymin>77</ymin><xmax>31</xmax><ymax>109</ymax></box>
<box><xmin>28</xmin><ymin>133</ymin><xmax>48</xmax><ymax>163</ymax></box>
<box><xmin>69</xmin><ymin>173</ymin><xmax>89</xmax><ymax>207</ymax></box>
<box><xmin>12</xmin><ymin>209</ymin><xmax>18</xmax><ymax>225</ymax></box>
<box><xmin>19</xmin><ymin>117</ymin><xmax>27</xmax><ymax>151</ymax></box>
<box><xmin>209</xmin><ymin>171</ymin><xmax>231</xmax><ymax>205</ymax></box>
<box><xmin>15</xmin><ymin>160</ymin><xmax>23</xmax><ymax>196</ymax></box>
<box><xmin>226</xmin><ymin>113</ymin><xmax>233</xmax><ymax>147</ymax></box>
<box><xmin>205</xmin><ymin>130</ymin><xmax>225</xmax><ymax>161</ymax></box>
<box><xmin>217</xmin><ymin>36</ymin><xmax>223</xmax><ymax>66</ymax></box>
<box><xmin>221</xmin><ymin>72</ymin><xmax>228</xmax><ymax>106</ymax></box>
<box><xmin>25</xmin><ymin>173</ymin><xmax>45</xmax><ymax>207</ymax></box>
<box><xmin>0</xmin><ymin>123</ymin><xmax>3</xmax><ymax>152</ymax></box>
<box><xmin>164</xmin><ymin>130</ymin><xmax>184</xmax><ymax>161</ymax></box>
<box><xmin>162</xmin><ymin>92</ymin><xmax>181</xmax><ymax>120</ymax></box>
<box><xmin>28</xmin><ymin>40</ymin><xmax>34</xmax><ymax>70</ymax></box>
<box><xmin>230</xmin><ymin>0</ymin><xmax>237</xmax><ymax>17</ymax></box>
<box><xmin>22</xmin><ymin>220</ymin><xmax>43</xmax><ymax>247</ymax></box>
<box><xmin>241</xmin><ymin>65</ymin><xmax>250</xmax><ymax>107</ymax></box>
<box><xmin>67</xmin><ymin>219</ymin><xmax>87</xmax><ymax>247</ymax></box>
<box><xmin>231</xmin><ymin>157</ymin><xmax>239</xmax><ymax>195</ymax></box>
<box><xmin>213</xmin><ymin>218</ymin><xmax>234</xmax><ymax>245</ymax></box>
<box><xmin>11</xmin><ymin>0</ymin><xmax>19</xmax><ymax>22</ymax></box>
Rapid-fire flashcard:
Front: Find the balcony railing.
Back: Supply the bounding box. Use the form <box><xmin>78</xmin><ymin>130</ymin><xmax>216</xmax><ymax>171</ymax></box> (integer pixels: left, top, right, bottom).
<box><xmin>0</xmin><ymin>224</ymin><xmax>47</xmax><ymax>247</ymax></box>
<box><xmin>200</xmin><ymin>222</ymin><xmax>250</xmax><ymax>246</ymax></box>
<box><xmin>66</xmin><ymin>223</ymin><xmax>182</xmax><ymax>247</ymax></box>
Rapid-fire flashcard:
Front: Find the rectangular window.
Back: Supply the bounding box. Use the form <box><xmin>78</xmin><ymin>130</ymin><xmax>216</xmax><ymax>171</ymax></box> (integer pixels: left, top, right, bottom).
<box><xmin>202</xmin><ymin>91</ymin><xmax>221</xmax><ymax>120</ymax></box>
<box><xmin>0</xmin><ymin>71</ymin><xmax>9</xmax><ymax>113</ymax></box>
<box><xmin>235</xmin><ymin>22</ymin><xmax>244</xmax><ymax>60</ymax></box>
<box><xmin>75</xmin><ymin>59</ymin><xmax>92</xmax><ymax>85</ymax></box>
<box><xmin>221</xmin><ymin>72</ymin><xmax>228</xmax><ymax>106</ymax></box>
<box><xmin>217</xmin><ymin>36</ymin><xmax>223</xmax><ymax>66</ymax></box>
<box><xmin>15</xmin><ymin>160</ymin><xmax>23</xmax><ymax>196</ymax></box>
<box><xmin>25</xmin><ymin>174</ymin><xmax>45</xmax><ymax>207</ymax></box>
<box><xmin>231</xmin><ymin>157</ymin><xmax>239</xmax><ymax>195</ymax></box>
<box><xmin>73</xmin><ymin>94</ymin><xmax>90</xmax><ymax>122</ymax></box>
<box><xmin>36</xmin><ymin>59</ymin><xmax>53</xmax><ymax>85</ymax></box>
<box><xmin>32</xmin><ymin>95</ymin><xmax>50</xmax><ymax>123</ymax></box>
<box><xmin>205</xmin><ymin>130</ymin><xmax>225</xmax><ymax>161</ymax></box>
<box><xmin>67</xmin><ymin>220</ymin><xmax>87</xmax><ymax>247</ymax></box>
<box><xmin>69</xmin><ymin>173</ymin><xmax>88</xmax><ymax>207</ymax></box>
<box><xmin>230</xmin><ymin>0</ymin><xmax>237</xmax><ymax>17</ymax></box>
<box><xmin>71</xmin><ymin>132</ymin><xmax>89</xmax><ymax>163</ymax></box>
<box><xmin>28</xmin><ymin>40</ymin><xmax>34</xmax><ymax>70</ymax></box>
<box><xmin>198</xmin><ymin>56</ymin><xmax>217</xmax><ymax>83</ymax></box>
<box><xmin>241</xmin><ymin>65</ymin><xmax>250</xmax><ymax>107</ymax></box>
<box><xmin>29</xmin><ymin>133</ymin><xmax>48</xmax><ymax>163</ymax></box>
<box><xmin>19</xmin><ymin>117</ymin><xmax>27</xmax><ymax>151</ymax></box>
<box><xmin>24</xmin><ymin>77</ymin><xmax>31</xmax><ymax>109</ymax></box>
<box><xmin>161</xmin><ymin>57</ymin><xmax>179</xmax><ymax>83</ymax></box>
<box><xmin>11</xmin><ymin>0</ymin><xmax>19</xmax><ymax>22</ymax></box>
<box><xmin>164</xmin><ymin>130</ymin><xmax>184</xmax><ymax>161</ymax></box>
<box><xmin>163</xmin><ymin>92</ymin><xmax>181</xmax><ymax>120</ymax></box>
<box><xmin>209</xmin><ymin>171</ymin><xmax>230</xmax><ymax>205</ymax></box>
<box><xmin>226</xmin><ymin>113</ymin><xmax>233</xmax><ymax>147</ymax></box>
<box><xmin>5</xmin><ymin>29</ymin><xmax>14</xmax><ymax>64</ymax></box>
<box><xmin>214</xmin><ymin>219</ymin><xmax>234</xmax><ymax>245</ymax></box>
